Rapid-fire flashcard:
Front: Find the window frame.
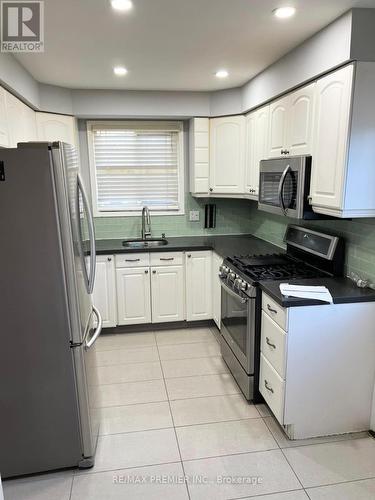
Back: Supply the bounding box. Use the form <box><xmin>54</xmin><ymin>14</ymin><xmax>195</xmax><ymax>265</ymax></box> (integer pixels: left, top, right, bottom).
<box><xmin>87</xmin><ymin>120</ymin><xmax>185</xmax><ymax>217</ymax></box>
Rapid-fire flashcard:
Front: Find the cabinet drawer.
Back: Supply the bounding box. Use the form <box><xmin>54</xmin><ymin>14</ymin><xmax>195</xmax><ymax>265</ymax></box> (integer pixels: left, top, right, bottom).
<box><xmin>261</xmin><ymin>312</ymin><xmax>287</xmax><ymax>378</ymax></box>
<box><xmin>115</xmin><ymin>253</ymin><xmax>150</xmax><ymax>268</ymax></box>
<box><xmin>259</xmin><ymin>354</ymin><xmax>285</xmax><ymax>424</ymax></box>
<box><xmin>150</xmin><ymin>252</ymin><xmax>184</xmax><ymax>266</ymax></box>
<box><xmin>262</xmin><ymin>293</ymin><xmax>288</xmax><ymax>331</ymax></box>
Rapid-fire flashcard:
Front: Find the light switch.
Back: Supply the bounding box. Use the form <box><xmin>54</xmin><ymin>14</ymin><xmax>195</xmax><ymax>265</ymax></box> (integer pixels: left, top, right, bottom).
<box><xmin>189</xmin><ymin>210</ymin><xmax>200</xmax><ymax>222</ymax></box>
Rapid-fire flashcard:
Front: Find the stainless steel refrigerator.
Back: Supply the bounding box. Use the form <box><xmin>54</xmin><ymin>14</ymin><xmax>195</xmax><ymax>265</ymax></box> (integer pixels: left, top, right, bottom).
<box><xmin>0</xmin><ymin>142</ymin><xmax>102</xmax><ymax>478</ymax></box>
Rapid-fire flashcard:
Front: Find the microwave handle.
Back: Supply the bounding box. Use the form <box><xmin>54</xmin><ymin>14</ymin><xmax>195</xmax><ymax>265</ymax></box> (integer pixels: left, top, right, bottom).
<box><xmin>278</xmin><ymin>164</ymin><xmax>291</xmax><ymax>215</ymax></box>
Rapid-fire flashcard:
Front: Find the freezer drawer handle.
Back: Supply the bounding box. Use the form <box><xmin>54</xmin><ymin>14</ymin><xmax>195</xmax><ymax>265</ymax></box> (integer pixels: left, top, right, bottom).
<box><xmin>266</xmin><ymin>337</ymin><xmax>276</xmax><ymax>349</ymax></box>
<box><xmin>85</xmin><ymin>305</ymin><xmax>103</xmax><ymax>349</ymax></box>
<box><xmin>267</xmin><ymin>304</ymin><xmax>277</xmax><ymax>314</ymax></box>
<box><xmin>264</xmin><ymin>380</ymin><xmax>274</xmax><ymax>393</ymax></box>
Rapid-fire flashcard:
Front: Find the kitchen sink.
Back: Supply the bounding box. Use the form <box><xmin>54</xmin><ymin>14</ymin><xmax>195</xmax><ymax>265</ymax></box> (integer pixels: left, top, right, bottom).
<box><xmin>122</xmin><ymin>238</ymin><xmax>168</xmax><ymax>248</ymax></box>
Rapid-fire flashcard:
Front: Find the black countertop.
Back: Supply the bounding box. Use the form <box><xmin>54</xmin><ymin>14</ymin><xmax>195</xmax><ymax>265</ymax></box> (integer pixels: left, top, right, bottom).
<box><xmin>260</xmin><ymin>277</ymin><xmax>375</xmax><ymax>307</ymax></box>
<box><xmin>95</xmin><ymin>234</ymin><xmax>283</xmax><ymax>259</ymax></box>
<box><xmin>95</xmin><ymin>234</ymin><xmax>375</xmax><ymax>306</ymax></box>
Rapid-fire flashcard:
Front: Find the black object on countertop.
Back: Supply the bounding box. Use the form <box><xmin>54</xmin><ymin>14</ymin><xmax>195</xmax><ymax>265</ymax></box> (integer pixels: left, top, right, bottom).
<box><xmin>204</xmin><ymin>204</ymin><xmax>216</xmax><ymax>229</ymax></box>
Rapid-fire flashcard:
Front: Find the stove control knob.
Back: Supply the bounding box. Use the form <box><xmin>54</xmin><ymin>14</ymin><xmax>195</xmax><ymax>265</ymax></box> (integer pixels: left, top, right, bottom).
<box><xmin>240</xmin><ymin>281</ymin><xmax>248</xmax><ymax>292</ymax></box>
<box><xmin>219</xmin><ymin>265</ymin><xmax>229</xmax><ymax>276</ymax></box>
<box><xmin>229</xmin><ymin>272</ymin><xmax>236</xmax><ymax>280</ymax></box>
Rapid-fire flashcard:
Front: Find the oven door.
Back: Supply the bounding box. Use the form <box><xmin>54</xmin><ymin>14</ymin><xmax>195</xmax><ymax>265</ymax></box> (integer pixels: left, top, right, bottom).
<box><xmin>258</xmin><ymin>157</ymin><xmax>307</xmax><ymax>218</ymax></box>
<box><xmin>220</xmin><ymin>279</ymin><xmax>256</xmax><ymax>375</ymax></box>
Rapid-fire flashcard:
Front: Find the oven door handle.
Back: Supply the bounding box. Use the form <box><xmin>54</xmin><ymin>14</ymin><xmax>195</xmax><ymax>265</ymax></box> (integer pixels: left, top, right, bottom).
<box><xmin>220</xmin><ymin>280</ymin><xmax>248</xmax><ymax>304</ymax></box>
<box><xmin>278</xmin><ymin>164</ymin><xmax>291</xmax><ymax>215</ymax></box>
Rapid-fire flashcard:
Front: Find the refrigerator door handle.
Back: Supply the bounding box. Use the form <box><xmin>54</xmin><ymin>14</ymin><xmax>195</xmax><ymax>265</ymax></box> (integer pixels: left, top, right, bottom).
<box><xmin>76</xmin><ymin>174</ymin><xmax>96</xmax><ymax>294</ymax></box>
<box><xmin>84</xmin><ymin>305</ymin><xmax>102</xmax><ymax>350</ymax></box>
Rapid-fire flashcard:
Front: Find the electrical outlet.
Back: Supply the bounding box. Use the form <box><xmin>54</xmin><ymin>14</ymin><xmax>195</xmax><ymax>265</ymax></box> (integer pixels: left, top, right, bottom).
<box><xmin>189</xmin><ymin>210</ymin><xmax>200</xmax><ymax>222</ymax></box>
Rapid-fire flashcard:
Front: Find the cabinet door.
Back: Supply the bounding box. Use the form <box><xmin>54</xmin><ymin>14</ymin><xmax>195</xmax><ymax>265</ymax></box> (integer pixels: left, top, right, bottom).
<box><xmin>212</xmin><ymin>252</ymin><xmax>222</xmax><ymax>329</ymax></box>
<box><xmin>310</xmin><ymin>65</ymin><xmax>353</xmax><ymax>210</ymax></box>
<box><xmin>36</xmin><ymin>112</ymin><xmax>78</xmax><ymax>147</ymax></box>
<box><xmin>92</xmin><ymin>256</ymin><xmax>117</xmax><ymax>328</ymax></box>
<box><xmin>245</xmin><ymin>105</ymin><xmax>269</xmax><ymax>197</ymax></box>
<box><xmin>268</xmin><ymin>95</ymin><xmax>289</xmax><ymax>158</ymax></box>
<box><xmin>116</xmin><ymin>267</ymin><xmax>151</xmax><ymax>325</ymax></box>
<box><xmin>151</xmin><ymin>266</ymin><xmax>184</xmax><ymax>323</ymax></box>
<box><xmin>186</xmin><ymin>251</ymin><xmax>212</xmax><ymax>321</ymax></box>
<box><xmin>288</xmin><ymin>83</ymin><xmax>315</xmax><ymax>156</ymax></box>
<box><xmin>0</xmin><ymin>88</ymin><xmax>10</xmax><ymax>147</ymax></box>
<box><xmin>6</xmin><ymin>92</ymin><xmax>37</xmax><ymax>146</ymax></box>
<box><xmin>209</xmin><ymin>116</ymin><xmax>245</xmax><ymax>194</ymax></box>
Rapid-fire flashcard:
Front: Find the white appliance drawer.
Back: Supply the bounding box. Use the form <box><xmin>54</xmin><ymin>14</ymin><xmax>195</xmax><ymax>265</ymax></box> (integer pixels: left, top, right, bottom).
<box><xmin>150</xmin><ymin>252</ymin><xmax>184</xmax><ymax>266</ymax></box>
<box><xmin>259</xmin><ymin>354</ymin><xmax>285</xmax><ymax>424</ymax></box>
<box><xmin>115</xmin><ymin>253</ymin><xmax>150</xmax><ymax>268</ymax></box>
<box><xmin>261</xmin><ymin>312</ymin><xmax>287</xmax><ymax>379</ymax></box>
<box><xmin>262</xmin><ymin>293</ymin><xmax>288</xmax><ymax>331</ymax></box>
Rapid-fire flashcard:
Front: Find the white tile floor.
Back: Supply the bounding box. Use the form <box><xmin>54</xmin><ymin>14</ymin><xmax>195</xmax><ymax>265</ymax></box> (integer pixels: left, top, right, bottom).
<box><xmin>3</xmin><ymin>326</ymin><xmax>375</xmax><ymax>500</ymax></box>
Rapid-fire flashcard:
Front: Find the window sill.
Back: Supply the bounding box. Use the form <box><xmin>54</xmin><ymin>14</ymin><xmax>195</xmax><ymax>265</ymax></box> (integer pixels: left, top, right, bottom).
<box><xmin>94</xmin><ymin>210</ymin><xmax>186</xmax><ymax>218</ymax></box>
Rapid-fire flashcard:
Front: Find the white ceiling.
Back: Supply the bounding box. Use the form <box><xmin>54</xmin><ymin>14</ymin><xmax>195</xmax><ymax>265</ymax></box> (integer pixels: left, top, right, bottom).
<box><xmin>15</xmin><ymin>0</ymin><xmax>375</xmax><ymax>91</ymax></box>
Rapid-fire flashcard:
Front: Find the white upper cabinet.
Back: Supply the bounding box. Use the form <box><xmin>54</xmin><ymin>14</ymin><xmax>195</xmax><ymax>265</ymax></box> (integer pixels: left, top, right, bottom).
<box><xmin>245</xmin><ymin>105</ymin><xmax>269</xmax><ymax>198</ymax></box>
<box><xmin>209</xmin><ymin>116</ymin><xmax>245</xmax><ymax>194</ymax></box>
<box><xmin>36</xmin><ymin>112</ymin><xmax>79</xmax><ymax>147</ymax></box>
<box><xmin>92</xmin><ymin>255</ymin><xmax>117</xmax><ymax>328</ymax></box>
<box><xmin>0</xmin><ymin>88</ymin><xmax>10</xmax><ymax>147</ymax></box>
<box><xmin>268</xmin><ymin>83</ymin><xmax>315</xmax><ymax>158</ymax></box>
<box><xmin>310</xmin><ymin>65</ymin><xmax>353</xmax><ymax>213</ymax></box>
<box><xmin>186</xmin><ymin>251</ymin><xmax>212</xmax><ymax>321</ymax></box>
<box><xmin>6</xmin><ymin>92</ymin><xmax>37</xmax><ymax>147</ymax></box>
<box><xmin>268</xmin><ymin>95</ymin><xmax>289</xmax><ymax>158</ymax></box>
<box><xmin>189</xmin><ymin>118</ymin><xmax>210</xmax><ymax>196</ymax></box>
<box><xmin>288</xmin><ymin>83</ymin><xmax>315</xmax><ymax>156</ymax></box>
<box><xmin>151</xmin><ymin>265</ymin><xmax>185</xmax><ymax>323</ymax></box>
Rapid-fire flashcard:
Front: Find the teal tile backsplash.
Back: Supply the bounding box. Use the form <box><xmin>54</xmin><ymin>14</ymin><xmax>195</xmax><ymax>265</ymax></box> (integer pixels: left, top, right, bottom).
<box><xmin>94</xmin><ymin>194</ymin><xmax>255</xmax><ymax>239</ymax></box>
<box><xmin>82</xmin><ymin>117</ymin><xmax>375</xmax><ymax>284</ymax></box>
<box><xmin>94</xmin><ymin>196</ymin><xmax>375</xmax><ymax>284</ymax></box>
<box><xmin>245</xmin><ymin>203</ymin><xmax>375</xmax><ymax>284</ymax></box>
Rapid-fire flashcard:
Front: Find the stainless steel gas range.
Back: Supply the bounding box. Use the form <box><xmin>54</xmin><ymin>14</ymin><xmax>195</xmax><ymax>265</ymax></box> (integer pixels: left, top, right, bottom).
<box><xmin>219</xmin><ymin>225</ymin><xmax>344</xmax><ymax>402</ymax></box>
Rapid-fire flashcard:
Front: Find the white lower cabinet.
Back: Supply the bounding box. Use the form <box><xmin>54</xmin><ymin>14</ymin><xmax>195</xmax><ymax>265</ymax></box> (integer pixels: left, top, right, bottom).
<box><xmin>92</xmin><ymin>255</ymin><xmax>117</xmax><ymax>328</ymax></box>
<box><xmin>212</xmin><ymin>252</ymin><xmax>222</xmax><ymax>328</ymax></box>
<box><xmin>260</xmin><ymin>292</ymin><xmax>375</xmax><ymax>439</ymax></box>
<box><xmin>186</xmin><ymin>251</ymin><xmax>212</xmax><ymax>321</ymax></box>
<box><xmin>116</xmin><ymin>267</ymin><xmax>151</xmax><ymax>325</ymax></box>
<box><xmin>151</xmin><ymin>265</ymin><xmax>185</xmax><ymax>323</ymax></box>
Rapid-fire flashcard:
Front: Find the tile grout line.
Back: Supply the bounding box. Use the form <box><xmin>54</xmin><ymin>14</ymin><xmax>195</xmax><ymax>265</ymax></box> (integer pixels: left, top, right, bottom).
<box><xmin>262</xmin><ymin>414</ymin><xmax>306</xmax><ymax>493</ymax></box>
<box><xmin>154</xmin><ymin>331</ymin><xmax>192</xmax><ymax>500</ymax></box>
<box><xmin>228</xmin><ymin>487</ymin><xmax>307</xmax><ymax>500</ymax></box>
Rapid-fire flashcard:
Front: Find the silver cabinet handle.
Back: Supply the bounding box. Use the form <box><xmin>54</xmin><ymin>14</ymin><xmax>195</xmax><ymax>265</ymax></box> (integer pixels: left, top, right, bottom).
<box><xmin>126</xmin><ymin>258</ymin><xmax>140</xmax><ymax>262</ymax></box>
<box><xmin>267</xmin><ymin>304</ymin><xmax>277</xmax><ymax>314</ymax></box>
<box><xmin>160</xmin><ymin>257</ymin><xmax>174</xmax><ymax>261</ymax></box>
<box><xmin>264</xmin><ymin>380</ymin><xmax>274</xmax><ymax>393</ymax></box>
<box><xmin>266</xmin><ymin>337</ymin><xmax>276</xmax><ymax>349</ymax></box>
<box><xmin>85</xmin><ymin>305</ymin><xmax>102</xmax><ymax>350</ymax></box>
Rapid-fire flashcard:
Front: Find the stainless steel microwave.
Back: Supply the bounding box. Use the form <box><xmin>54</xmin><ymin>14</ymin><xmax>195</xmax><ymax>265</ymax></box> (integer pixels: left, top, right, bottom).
<box><xmin>258</xmin><ymin>155</ymin><xmax>317</xmax><ymax>219</ymax></box>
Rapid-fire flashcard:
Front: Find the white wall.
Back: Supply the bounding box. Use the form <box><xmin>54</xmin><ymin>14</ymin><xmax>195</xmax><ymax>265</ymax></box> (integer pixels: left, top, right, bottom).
<box><xmin>241</xmin><ymin>11</ymin><xmax>352</xmax><ymax>112</ymax></box>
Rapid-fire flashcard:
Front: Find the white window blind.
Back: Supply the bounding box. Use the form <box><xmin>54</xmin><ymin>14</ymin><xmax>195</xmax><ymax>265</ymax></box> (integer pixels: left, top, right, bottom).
<box><xmin>89</xmin><ymin>123</ymin><xmax>183</xmax><ymax>214</ymax></box>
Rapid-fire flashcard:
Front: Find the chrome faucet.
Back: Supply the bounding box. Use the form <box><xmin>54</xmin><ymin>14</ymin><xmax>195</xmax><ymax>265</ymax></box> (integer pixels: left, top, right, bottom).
<box><xmin>141</xmin><ymin>206</ymin><xmax>152</xmax><ymax>240</ymax></box>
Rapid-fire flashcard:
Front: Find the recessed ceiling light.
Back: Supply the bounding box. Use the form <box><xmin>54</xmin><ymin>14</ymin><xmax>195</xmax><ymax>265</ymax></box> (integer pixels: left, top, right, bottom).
<box><xmin>113</xmin><ymin>66</ymin><xmax>128</xmax><ymax>76</ymax></box>
<box><xmin>215</xmin><ymin>69</ymin><xmax>229</xmax><ymax>78</ymax></box>
<box><xmin>273</xmin><ymin>6</ymin><xmax>296</xmax><ymax>19</ymax></box>
<box><xmin>110</xmin><ymin>0</ymin><xmax>133</xmax><ymax>12</ymax></box>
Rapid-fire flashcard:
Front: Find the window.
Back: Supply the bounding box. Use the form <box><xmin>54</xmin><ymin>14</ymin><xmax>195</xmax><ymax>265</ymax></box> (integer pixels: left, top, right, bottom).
<box><xmin>87</xmin><ymin>121</ymin><xmax>184</xmax><ymax>216</ymax></box>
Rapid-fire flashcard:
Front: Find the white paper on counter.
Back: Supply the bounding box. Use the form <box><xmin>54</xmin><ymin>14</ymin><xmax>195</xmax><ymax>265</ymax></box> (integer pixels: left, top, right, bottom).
<box><xmin>279</xmin><ymin>283</ymin><xmax>333</xmax><ymax>303</ymax></box>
